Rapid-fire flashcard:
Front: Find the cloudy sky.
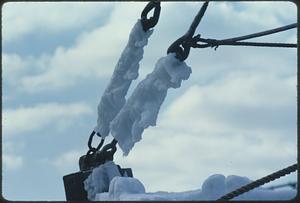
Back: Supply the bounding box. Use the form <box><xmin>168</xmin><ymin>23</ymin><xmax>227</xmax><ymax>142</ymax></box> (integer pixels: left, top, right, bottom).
<box><xmin>2</xmin><ymin>1</ymin><xmax>297</xmax><ymax>201</ymax></box>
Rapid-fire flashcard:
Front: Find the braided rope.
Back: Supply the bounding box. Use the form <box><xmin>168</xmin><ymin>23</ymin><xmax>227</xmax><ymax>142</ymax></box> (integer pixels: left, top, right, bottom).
<box><xmin>221</xmin><ymin>23</ymin><xmax>297</xmax><ymax>42</ymax></box>
<box><xmin>217</xmin><ymin>163</ymin><xmax>298</xmax><ymax>201</ymax></box>
<box><xmin>267</xmin><ymin>182</ymin><xmax>297</xmax><ymax>190</ymax></box>
<box><xmin>192</xmin><ymin>23</ymin><xmax>297</xmax><ymax>49</ymax></box>
<box><xmin>195</xmin><ymin>39</ymin><xmax>297</xmax><ymax>49</ymax></box>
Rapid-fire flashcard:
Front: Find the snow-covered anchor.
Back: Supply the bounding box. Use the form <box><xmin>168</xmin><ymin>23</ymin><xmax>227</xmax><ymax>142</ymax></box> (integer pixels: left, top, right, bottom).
<box><xmin>63</xmin><ymin>132</ymin><xmax>132</xmax><ymax>201</ymax></box>
<box><xmin>167</xmin><ymin>1</ymin><xmax>209</xmax><ymax>61</ymax></box>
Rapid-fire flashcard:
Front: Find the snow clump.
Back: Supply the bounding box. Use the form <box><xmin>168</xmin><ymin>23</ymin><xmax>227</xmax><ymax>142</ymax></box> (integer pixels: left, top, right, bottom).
<box><xmin>83</xmin><ymin>161</ymin><xmax>122</xmax><ymax>200</ymax></box>
<box><xmin>94</xmin><ymin>19</ymin><xmax>153</xmax><ymax>138</ymax></box>
<box><xmin>110</xmin><ymin>53</ymin><xmax>192</xmax><ymax>155</ymax></box>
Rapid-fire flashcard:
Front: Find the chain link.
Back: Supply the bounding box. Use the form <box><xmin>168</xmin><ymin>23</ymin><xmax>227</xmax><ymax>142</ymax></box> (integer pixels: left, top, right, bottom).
<box><xmin>141</xmin><ymin>1</ymin><xmax>161</xmax><ymax>32</ymax></box>
<box><xmin>87</xmin><ymin>131</ymin><xmax>104</xmax><ymax>153</ymax></box>
<box><xmin>167</xmin><ymin>1</ymin><xmax>209</xmax><ymax>61</ymax></box>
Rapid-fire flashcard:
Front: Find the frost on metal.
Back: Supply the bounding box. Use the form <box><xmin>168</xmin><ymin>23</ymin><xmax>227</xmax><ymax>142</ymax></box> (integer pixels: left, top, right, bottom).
<box><xmin>110</xmin><ymin>53</ymin><xmax>192</xmax><ymax>155</ymax></box>
<box><xmin>94</xmin><ymin>19</ymin><xmax>153</xmax><ymax>138</ymax></box>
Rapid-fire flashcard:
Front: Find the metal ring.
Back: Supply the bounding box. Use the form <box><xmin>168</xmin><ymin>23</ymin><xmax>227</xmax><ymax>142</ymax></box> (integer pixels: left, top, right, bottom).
<box><xmin>87</xmin><ymin>131</ymin><xmax>96</xmax><ymax>150</ymax></box>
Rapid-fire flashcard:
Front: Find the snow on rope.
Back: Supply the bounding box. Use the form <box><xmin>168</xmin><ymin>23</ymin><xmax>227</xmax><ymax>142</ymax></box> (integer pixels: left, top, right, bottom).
<box><xmin>110</xmin><ymin>53</ymin><xmax>192</xmax><ymax>155</ymax></box>
<box><xmin>94</xmin><ymin>19</ymin><xmax>153</xmax><ymax>138</ymax></box>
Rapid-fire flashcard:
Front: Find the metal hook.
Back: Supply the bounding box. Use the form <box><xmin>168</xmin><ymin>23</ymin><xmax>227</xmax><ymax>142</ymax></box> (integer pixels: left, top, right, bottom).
<box><xmin>87</xmin><ymin>131</ymin><xmax>105</xmax><ymax>152</ymax></box>
<box><xmin>167</xmin><ymin>1</ymin><xmax>209</xmax><ymax>61</ymax></box>
<box><xmin>141</xmin><ymin>1</ymin><xmax>161</xmax><ymax>32</ymax></box>
<box><xmin>99</xmin><ymin>139</ymin><xmax>117</xmax><ymax>154</ymax></box>
<box><xmin>80</xmin><ymin>138</ymin><xmax>117</xmax><ymax>172</ymax></box>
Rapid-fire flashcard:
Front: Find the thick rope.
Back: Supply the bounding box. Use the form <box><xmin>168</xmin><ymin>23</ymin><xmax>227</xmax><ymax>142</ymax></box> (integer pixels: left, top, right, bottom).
<box><xmin>195</xmin><ymin>38</ymin><xmax>297</xmax><ymax>49</ymax></box>
<box><xmin>217</xmin><ymin>163</ymin><xmax>298</xmax><ymax>201</ymax></box>
<box><xmin>221</xmin><ymin>23</ymin><xmax>297</xmax><ymax>42</ymax></box>
<box><xmin>267</xmin><ymin>182</ymin><xmax>297</xmax><ymax>190</ymax></box>
<box><xmin>192</xmin><ymin>23</ymin><xmax>297</xmax><ymax>49</ymax></box>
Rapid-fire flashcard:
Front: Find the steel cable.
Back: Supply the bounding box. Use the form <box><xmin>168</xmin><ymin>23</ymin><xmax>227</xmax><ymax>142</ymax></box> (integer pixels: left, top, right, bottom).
<box><xmin>192</xmin><ymin>23</ymin><xmax>297</xmax><ymax>49</ymax></box>
<box><xmin>217</xmin><ymin>163</ymin><xmax>298</xmax><ymax>201</ymax></box>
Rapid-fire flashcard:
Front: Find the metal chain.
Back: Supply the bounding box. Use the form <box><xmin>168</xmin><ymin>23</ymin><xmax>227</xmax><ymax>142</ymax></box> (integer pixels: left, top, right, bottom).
<box><xmin>87</xmin><ymin>131</ymin><xmax>104</xmax><ymax>153</ymax></box>
<box><xmin>141</xmin><ymin>1</ymin><xmax>161</xmax><ymax>32</ymax></box>
<box><xmin>81</xmin><ymin>132</ymin><xmax>118</xmax><ymax>170</ymax></box>
<box><xmin>167</xmin><ymin>1</ymin><xmax>209</xmax><ymax>61</ymax></box>
<box><xmin>217</xmin><ymin>163</ymin><xmax>298</xmax><ymax>201</ymax></box>
<box><xmin>82</xmin><ymin>2</ymin><xmax>158</xmax><ymax>165</ymax></box>
<box><xmin>83</xmin><ymin>131</ymin><xmax>105</xmax><ymax>167</ymax></box>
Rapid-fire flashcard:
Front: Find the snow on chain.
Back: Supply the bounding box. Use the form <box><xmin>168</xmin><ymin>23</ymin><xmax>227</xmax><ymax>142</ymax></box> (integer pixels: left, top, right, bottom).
<box><xmin>94</xmin><ymin>20</ymin><xmax>153</xmax><ymax>138</ymax></box>
<box><xmin>110</xmin><ymin>53</ymin><xmax>192</xmax><ymax>155</ymax></box>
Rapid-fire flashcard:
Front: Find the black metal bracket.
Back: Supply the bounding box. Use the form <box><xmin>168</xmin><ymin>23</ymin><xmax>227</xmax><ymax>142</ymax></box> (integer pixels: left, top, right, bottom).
<box><xmin>63</xmin><ymin>165</ymin><xmax>133</xmax><ymax>201</ymax></box>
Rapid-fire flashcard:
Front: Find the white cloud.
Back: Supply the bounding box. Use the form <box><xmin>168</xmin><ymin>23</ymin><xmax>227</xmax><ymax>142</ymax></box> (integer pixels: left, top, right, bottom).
<box><xmin>3</xmin><ymin>154</ymin><xmax>24</xmax><ymax>170</ymax></box>
<box><xmin>114</xmin><ymin>68</ymin><xmax>297</xmax><ymax>192</ymax></box>
<box><xmin>114</xmin><ymin>111</ymin><xmax>296</xmax><ymax>192</ymax></box>
<box><xmin>2</xmin><ymin>141</ymin><xmax>25</xmax><ymax>171</ymax></box>
<box><xmin>161</xmin><ymin>74</ymin><xmax>296</xmax><ymax>136</ymax></box>
<box><xmin>2</xmin><ymin>102</ymin><xmax>93</xmax><ymax>136</ymax></box>
<box><xmin>2</xmin><ymin>141</ymin><xmax>25</xmax><ymax>154</ymax></box>
<box><xmin>238</xmin><ymin>1</ymin><xmax>296</xmax><ymax>25</ymax></box>
<box><xmin>173</xmin><ymin>1</ymin><xmax>297</xmax><ymax>42</ymax></box>
<box><xmin>52</xmin><ymin>149</ymin><xmax>85</xmax><ymax>173</ymax></box>
<box><xmin>114</xmin><ymin>125</ymin><xmax>296</xmax><ymax>191</ymax></box>
<box><xmin>2</xmin><ymin>54</ymin><xmax>28</xmax><ymax>74</ymax></box>
<box><xmin>2</xmin><ymin>2</ymin><xmax>296</xmax><ymax>94</ymax></box>
<box><xmin>2</xmin><ymin>2</ymin><xmax>113</xmax><ymax>42</ymax></box>
<box><xmin>1</xmin><ymin>2</ymin><xmax>297</xmax><ymax>199</ymax></box>
<box><xmin>3</xmin><ymin>2</ymin><xmax>147</xmax><ymax>93</ymax></box>
<box><xmin>2</xmin><ymin>53</ymin><xmax>52</xmax><ymax>88</ymax></box>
